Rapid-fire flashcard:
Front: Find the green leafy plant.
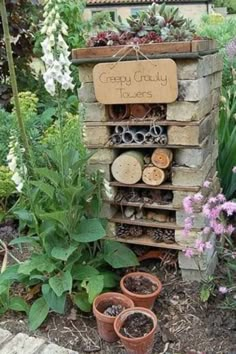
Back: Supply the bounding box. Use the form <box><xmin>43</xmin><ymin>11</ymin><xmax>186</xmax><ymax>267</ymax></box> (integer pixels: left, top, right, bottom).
<box><xmin>200</xmin><ymin>276</ymin><xmax>215</xmax><ymax>302</ymax></box>
<box><xmin>198</xmin><ymin>16</ymin><xmax>236</xmax><ymax>87</ymax></box>
<box><xmin>217</xmin><ymin>85</ymin><xmax>236</xmax><ymax>199</ymax></box>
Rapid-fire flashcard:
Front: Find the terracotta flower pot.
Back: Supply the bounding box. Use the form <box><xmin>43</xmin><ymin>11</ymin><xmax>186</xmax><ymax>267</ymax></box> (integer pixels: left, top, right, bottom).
<box><xmin>114</xmin><ymin>307</ymin><xmax>158</xmax><ymax>354</ymax></box>
<box><xmin>120</xmin><ymin>272</ymin><xmax>162</xmax><ymax>309</ymax></box>
<box><xmin>93</xmin><ymin>292</ymin><xmax>134</xmax><ymax>343</ymax></box>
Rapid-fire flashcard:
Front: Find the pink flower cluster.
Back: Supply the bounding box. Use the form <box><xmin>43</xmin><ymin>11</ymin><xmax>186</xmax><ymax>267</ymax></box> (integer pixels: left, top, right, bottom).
<box><xmin>182</xmin><ymin>183</ymin><xmax>236</xmax><ymax>258</ymax></box>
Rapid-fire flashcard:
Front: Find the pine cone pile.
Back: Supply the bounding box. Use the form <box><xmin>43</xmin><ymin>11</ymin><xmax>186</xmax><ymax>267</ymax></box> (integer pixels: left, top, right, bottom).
<box><xmin>103</xmin><ymin>304</ymin><xmax>124</xmax><ymax>317</ymax></box>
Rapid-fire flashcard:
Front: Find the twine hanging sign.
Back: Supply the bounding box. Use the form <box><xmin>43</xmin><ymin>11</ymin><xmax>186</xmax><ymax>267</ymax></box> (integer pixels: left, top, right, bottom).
<box><xmin>93</xmin><ymin>59</ymin><xmax>178</xmax><ymax>104</ymax></box>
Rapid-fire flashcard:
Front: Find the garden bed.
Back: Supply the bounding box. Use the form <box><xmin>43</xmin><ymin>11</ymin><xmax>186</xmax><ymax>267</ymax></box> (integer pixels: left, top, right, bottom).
<box><xmin>0</xmin><ymin>224</ymin><xmax>235</xmax><ymax>353</ymax></box>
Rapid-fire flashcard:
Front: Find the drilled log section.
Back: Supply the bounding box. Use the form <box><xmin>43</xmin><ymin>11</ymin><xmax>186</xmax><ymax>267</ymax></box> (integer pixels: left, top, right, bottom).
<box><xmin>151</xmin><ymin>148</ymin><xmax>173</xmax><ymax>169</ymax></box>
<box><xmin>108</xmin><ymin>104</ymin><xmax>130</xmax><ymax>120</ymax></box>
<box><xmin>130</xmin><ymin>104</ymin><xmax>151</xmax><ymax>119</ymax></box>
<box><xmin>111</xmin><ymin>151</ymin><xmax>144</xmax><ymax>184</ymax></box>
<box><xmin>142</xmin><ymin>166</ymin><xmax>167</xmax><ymax>186</ymax></box>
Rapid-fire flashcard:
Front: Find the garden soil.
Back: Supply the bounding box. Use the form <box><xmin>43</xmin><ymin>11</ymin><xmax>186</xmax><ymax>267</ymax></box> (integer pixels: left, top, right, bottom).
<box><xmin>0</xmin><ymin>224</ymin><xmax>236</xmax><ymax>353</ymax></box>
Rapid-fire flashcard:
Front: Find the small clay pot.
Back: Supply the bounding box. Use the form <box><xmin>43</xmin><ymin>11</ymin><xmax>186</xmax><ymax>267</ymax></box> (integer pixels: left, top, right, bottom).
<box><xmin>120</xmin><ymin>272</ymin><xmax>162</xmax><ymax>309</ymax></box>
<box><xmin>93</xmin><ymin>292</ymin><xmax>134</xmax><ymax>343</ymax></box>
<box><xmin>114</xmin><ymin>307</ymin><xmax>158</xmax><ymax>354</ymax></box>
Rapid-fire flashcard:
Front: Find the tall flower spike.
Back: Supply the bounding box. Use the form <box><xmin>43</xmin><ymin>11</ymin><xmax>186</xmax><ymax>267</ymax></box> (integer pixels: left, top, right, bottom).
<box><xmin>41</xmin><ymin>0</ymin><xmax>74</xmax><ymax>96</ymax></box>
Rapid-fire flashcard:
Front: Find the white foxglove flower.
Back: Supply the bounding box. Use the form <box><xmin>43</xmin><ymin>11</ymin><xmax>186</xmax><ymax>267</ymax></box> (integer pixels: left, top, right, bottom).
<box><xmin>41</xmin><ymin>0</ymin><xmax>74</xmax><ymax>95</ymax></box>
<box><xmin>8</xmin><ymin>157</ymin><xmax>17</xmax><ymax>172</ymax></box>
<box><xmin>45</xmin><ymin>78</ymin><xmax>56</xmax><ymax>96</ymax></box>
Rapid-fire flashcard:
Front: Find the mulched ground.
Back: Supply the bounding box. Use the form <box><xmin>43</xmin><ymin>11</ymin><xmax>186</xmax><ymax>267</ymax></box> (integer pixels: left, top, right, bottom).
<box><xmin>0</xmin><ymin>222</ymin><xmax>236</xmax><ymax>354</ymax></box>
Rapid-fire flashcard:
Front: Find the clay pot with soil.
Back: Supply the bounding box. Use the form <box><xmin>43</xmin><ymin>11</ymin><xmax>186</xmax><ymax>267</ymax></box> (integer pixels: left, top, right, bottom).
<box><xmin>93</xmin><ymin>292</ymin><xmax>134</xmax><ymax>342</ymax></box>
<box><xmin>114</xmin><ymin>307</ymin><xmax>158</xmax><ymax>354</ymax></box>
<box><xmin>120</xmin><ymin>272</ymin><xmax>162</xmax><ymax>309</ymax></box>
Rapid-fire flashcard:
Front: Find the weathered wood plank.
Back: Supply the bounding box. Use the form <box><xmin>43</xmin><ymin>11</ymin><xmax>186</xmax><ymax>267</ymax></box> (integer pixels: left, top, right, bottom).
<box><xmin>106</xmin><ymin>236</ymin><xmax>183</xmax><ymax>250</ymax></box>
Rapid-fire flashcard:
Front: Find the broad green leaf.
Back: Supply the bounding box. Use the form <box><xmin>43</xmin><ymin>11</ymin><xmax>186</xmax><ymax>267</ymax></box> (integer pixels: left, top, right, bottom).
<box><xmin>0</xmin><ymin>211</ymin><xmax>5</xmax><ymax>223</ymax></box>
<box><xmin>73</xmin><ymin>292</ymin><xmax>91</xmax><ymax>312</ymax></box>
<box><xmin>86</xmin><ymin>275</ymin><xmax>104</xmax><ymax>304</ymax></box>
<box><xmin>102</xmin><ymin>272</ymin><xmax>120</xmax><ymax>288</ymax></box>
<box><xmin>39</xmin><ymin>211</ymin><xmax>68</xmax><ymax>229</ymax></box>
<box><xmin>200</xmin><ymin>288</ymin><xmax>210</xmax><ymax>303</ymax></box>
<box><xmin>29</xmin><ymin>297</ymin><xmax>49</xmax><ymax>331</ymax></box>
<box><xmin>72</xmin><ymin>265</ymin><xmax>99</xmax><ymax>281</ymax></box>
<box><xmin>31</xmin><ymin>181</ymin><xmax>55</xmax><ymax>199</ymax></box>
<box><xmin>0</xmin><ymin>265</ymin><xmax>20</xmax><ymax>283</ymax></box>
<box><xmin>42</xmin><ymin>284</ymin><xmax>66</xmax><ymax>314</ymax></box>
<box><xmin>51</xmin><ymin>245</ymin><xmax>77</xmax><ymax>261</ymax></box>
<box><xmin>0</xmin><ymin>281</ymin><xmax>9</xmax><ymax>295</ymax></box>
<box><xmin>9</xmin><ymin>296</ymin><xmax>29</xmax><ymax>314</ymax></box>
<box><xmin>9</xmin><ymin>237</ymin><xmax>39</xmax><ymax>246</ymax></box>
<box><xmin>13</xmin><ymin>209</ymin><xmax>33</xmax><ymax>223</ymax></box>
<box><xmin>227</xmin><ymin>262</ymin><xmax>236</xmax><ymax>272</ymax></box>
<box><xmin>18</xmin><ymin>255</ymin><xmax>57</xmax><ymax>275</ymax></box>
<box><xmin>104</xmin><ymin>241</ymin><xmax>139</xmax><ymax>269</ymax></box>
<box><xmin>35</xmin><ymin>168</ymin><xmax>60</xmax><ymax>186</ymax></box>
<box><xmin>49</xmin><ymin>271</ymin><xmax>72</xmax><ymax>297</ymax></box>
<box><xmin>72</xmin><ymin>219</ymin><xmax>106</xmax><ymax>243</ymax></box>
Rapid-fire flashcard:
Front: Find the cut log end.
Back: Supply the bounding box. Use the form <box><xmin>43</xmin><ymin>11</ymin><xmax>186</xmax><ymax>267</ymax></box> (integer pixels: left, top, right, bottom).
<box><xmin>142</xmin><ymin>166</ymin><xmax>167</xmax><ymax>186</ymax></box>
<box><xmin>151</xmin><ymin>148</ymin><xmax>173</xmax><ymax>169</ymax></box>
<box><xmin>111</xmin><ymin>151</ymin><xmax>144</xmax><ymax>185</ymax></box>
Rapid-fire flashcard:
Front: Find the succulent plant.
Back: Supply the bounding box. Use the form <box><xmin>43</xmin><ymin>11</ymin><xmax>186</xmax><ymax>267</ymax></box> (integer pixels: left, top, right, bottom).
<box><xmin>87</xmin><ymin>2</ymin><xmax>198</xmax><ymax>47</ymax></box>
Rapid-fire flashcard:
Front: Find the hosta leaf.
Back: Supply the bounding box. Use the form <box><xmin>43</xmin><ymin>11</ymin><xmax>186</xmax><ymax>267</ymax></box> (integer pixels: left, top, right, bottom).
<box><xmin>104</xmin><ymin>241</ymin><xmax>139</xmax><ymax>268</ymax></box>
<box><xmin>42</xmin><ymin>284</ymin><xmax>66</xmax><ymax>314</ymax></box>
<box><xmin>29</xmin><ymin>297</ymin><xmax>49</xmax><ymax>331</ymax></box>
<box><xmin>51</xmin><ymin>245</ymin><xmax>77</xmax><ymax>261</ymax></box>
<box><xmin>72</xmin><ymin>265</ymin><xmax>99</xmax><ymax>281</ymax></box>
<box><xmin>9</xmin><ymin>296</ymin><xmax>29</xmax><ymax>314</ymax></box>
<box><xmin>72</xmin><ymin>219</ymin><xmax>106</xmax><ymax>243</ymax></box>
<box><xmin>49</xmin><ymin>271</ymin><xmax>72</xmax><ymax>297</ymax></box>
<box><xmin>73</xmin><ymin>292</ymin><xmax>91</xmax><ymax>312</ymax></box>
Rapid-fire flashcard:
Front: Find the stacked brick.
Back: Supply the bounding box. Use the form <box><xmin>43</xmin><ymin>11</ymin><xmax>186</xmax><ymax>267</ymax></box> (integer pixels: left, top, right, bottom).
<box><xmin>77</xmin><ymin>52</ymin><xmax>223</xmax><ymax>281</ymax></box>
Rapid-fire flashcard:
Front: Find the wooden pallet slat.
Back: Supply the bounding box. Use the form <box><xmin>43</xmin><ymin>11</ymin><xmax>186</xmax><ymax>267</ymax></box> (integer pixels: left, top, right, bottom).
<box><xmin>106</xmin><ymin>200</ymin><xmax>178</xmax><ymax>211</ymax></box>
<box><xmin>72</xmin><ymin>40</ymin><xmax>216</xmax><ymax>61</ymax></box>
<box><xmin>110</xmin><ymin>181</ymin><xmax>200</xmax><ymax>192</ymax></box>
<box><xmin>110</xmin><ymin>212</ymin><xmax>203</xmax><ymax>231</ymax></box>
<box><xmin>106</xmin><ymin>236</ymin><xmax>183</xmax><ymax>250</ymax></box>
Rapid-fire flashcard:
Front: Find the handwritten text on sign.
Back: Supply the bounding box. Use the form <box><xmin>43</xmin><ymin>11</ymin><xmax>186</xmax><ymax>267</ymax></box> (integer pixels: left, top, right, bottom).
<box><xmin>93</xmin><ymin>59</ymin><xmax>178</xmax><ymax>104</ymax></box>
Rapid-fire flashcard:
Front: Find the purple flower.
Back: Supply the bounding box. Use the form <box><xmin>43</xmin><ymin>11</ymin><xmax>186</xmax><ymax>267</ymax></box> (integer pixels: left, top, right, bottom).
<box><xmin>226</xmin><ymin>38</ymin><xmax>236</xmax><ymax>59</ymax></box>
<box><xmin>195</xmin><ymin>239</ymin><xmax>205</xmax><ymax>253</ymax></box>
<box><xmin>203</xmin><ymin>226</ymin><xmax>211</xmax><ymax>234</ymax></box>
<box><xmin>205</xmin><ymin>241</ymin><xmax>212</xmax><ymax>250</ymax></box>
<box><xmin>227</xmin><ymin>224</ymin><xmax>235</xmax><ymax>235</ymax></box>
<box><xmin>221</xmin><ymin>201</ymin><xmax>236</xmax><ymax>216</ymax></box>
<box><xmin>193</xmin><ymin>192</ymin><xmax>203</xmax><ymax>203</ymax></box>
<box><xmin>216</xmin><ymin>193</ymin><xmax>226</xmax><ymax>203</ymax></box>
<box><xmin>203</xmin><ymin>180</ymin><xmax>211</xmax><ymax>188</ymax></box>
<box><xmin>184</xmin><ymin>248</ymin><xmax>194</xmax><ymax>258</ymax></box>
<box><xmin>183</xmin><ymin>196</ymin><xmax>193</xmax><ymax>214</ymax></box>
<box><xmin>219</xmin><ymin>286</ymin><xmax>228</xmax><ymax>294</ymax></box>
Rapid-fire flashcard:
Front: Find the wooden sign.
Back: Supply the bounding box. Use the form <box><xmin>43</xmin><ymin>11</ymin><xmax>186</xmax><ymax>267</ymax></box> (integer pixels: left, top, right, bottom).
<box><xmin>93</xmin><ymin>59</ymin><xmax>178</xmax><ymax>104</ymax></box>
